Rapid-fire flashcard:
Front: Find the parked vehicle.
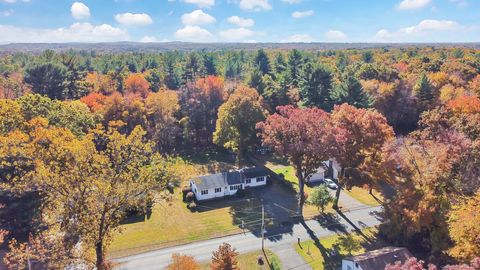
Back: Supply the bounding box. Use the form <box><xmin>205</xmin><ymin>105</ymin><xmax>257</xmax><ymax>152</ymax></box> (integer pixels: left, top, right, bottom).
<box><xmin>324</xmin><ymin>178</ymin><xmax>338</xmax><ymax>189</ymax></box>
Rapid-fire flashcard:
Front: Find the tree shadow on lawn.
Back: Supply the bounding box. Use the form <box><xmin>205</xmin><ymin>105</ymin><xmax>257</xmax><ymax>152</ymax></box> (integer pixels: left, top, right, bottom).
<box><xmin>300</xmin><ymin>219</ymin><xmax>342</xmax><ymax>270</ymax></box>
<box><xmin>188</xmin><ymin>183</ymin><xmax>299</xmax><ymax>242</ymax></box>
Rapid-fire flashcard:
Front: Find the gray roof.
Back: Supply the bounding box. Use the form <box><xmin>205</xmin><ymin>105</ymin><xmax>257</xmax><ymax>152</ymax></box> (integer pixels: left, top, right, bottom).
<box><xmin>344</xmin><ymin>247</ymin><xmax>412</xmax><ymax>270</ymax></box>
<box><xmin>192</xmin><ymin>171</ymin><xmax>243</xmax><ymax>190</ymax></box>
<box><xmin>241</xmin><ymin>167</ymin><xmax>268</xmax><ymax>179</ymax></box>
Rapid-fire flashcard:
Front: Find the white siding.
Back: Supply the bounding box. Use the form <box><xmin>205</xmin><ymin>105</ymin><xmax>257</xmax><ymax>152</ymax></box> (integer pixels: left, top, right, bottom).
<box><xmin>342</xmin><ymin>260</ymin><xmax>363</xmax><ymax>270</ymax></box>
<box><xmin>244</xmin><ymin>176</ymin><xmax>267</xmax><ymax>187</ymax></box>
<box><xmin>191</xmin><ymin>181</ymin><xmax>226</xmax><ymax>201</ymax></box>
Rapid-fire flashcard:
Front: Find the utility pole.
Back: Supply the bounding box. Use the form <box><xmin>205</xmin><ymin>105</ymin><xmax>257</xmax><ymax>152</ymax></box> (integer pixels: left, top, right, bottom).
<box><xmin>261</xmin><ymin>204</ymin><xmax>265</xmax><ymax>252</ymax></box>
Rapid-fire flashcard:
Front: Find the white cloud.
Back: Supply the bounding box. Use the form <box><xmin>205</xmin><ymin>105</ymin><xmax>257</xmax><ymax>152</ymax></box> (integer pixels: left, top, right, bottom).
<box><xmin>115</xmin><ymin>13</ymin><xmax>153</xmax><ymax>26</ymax></box>
<box><xmin>174</xmin><ymin>25</ymin><xmax>214</xmax><ymax>42</ymax></box>
<box><xmin>375</xmin><ymin>19</ymin><xmax>461</xmax><ymax>41</ymax></box>
<box><xmin>292</xmin><ymin>10</ymin><xmax>314</xmax><ymax>18</ymax></box>
<box><xmin>325</xmin><ymin>30</ymin><xmax>347</xmax><ymax>41</ymax></box>
<box><xmin>71</xmin><ymin>2</ymin><xmax>90</xmax><ymax>20</ymax></box>
<box><xmin>281</xmin><ymin>34</ymin><xmax>313</xmax><ymax>43</ymax></box>
<box><xmin>140</xmin><ymin>36</ymin><xmax>157</xmax><ymax>42</ymax></box>
<box><xmin>219</xmin><ymin>27</ymin><xmax>255</xmax><ymax>41</ymax></box>
<box><xmin>183</xmin><ymin>0</ymin><xmax>215</xmax><ymax>8</ymax></box>
<box><xmin>227</xmin><ymin>16</ymin><xmax>254</xmax><ymax>27</ymax></box>
<box><xmin>181</xmin><ymin>10</ymin><xmax>216</xmax><ymax>25</ymax></box>
<box><xmin>238</xmin><ymin>0</ymin><xmax>272</xmax><ymax>11</ymax></box>
<box><xmin>396</xmin><ymin>0</ymin><xmax>431</xmax><ymax>10</ymax></box>
<box><xmin>0</xmin><ymin>23</ymin><xmax>129</xmax><ymax>43</ymax></box>
<box><xmin>1</xmin><ymin>9</ymin><xmax>13</xmax><ymax>16</ymax></box>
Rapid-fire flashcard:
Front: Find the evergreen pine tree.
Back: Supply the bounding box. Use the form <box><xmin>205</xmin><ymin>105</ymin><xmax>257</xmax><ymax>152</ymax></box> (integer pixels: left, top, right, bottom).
<box><xmin>331</xmin><ymin>72</ymin><xmax>373</xmax><ymax>108</ymax></box>
<box><xmin>299</xmin><ymin>62</ymin><xmax>333</xmax><ymax>111</ymax></box>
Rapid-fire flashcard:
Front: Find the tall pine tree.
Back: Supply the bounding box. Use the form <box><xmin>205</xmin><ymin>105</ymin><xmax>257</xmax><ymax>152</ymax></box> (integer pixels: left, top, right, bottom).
<box><xmin>299</xmin><ymin>62</ymin><xmax>333</xmax><ymax>111</ymax></box>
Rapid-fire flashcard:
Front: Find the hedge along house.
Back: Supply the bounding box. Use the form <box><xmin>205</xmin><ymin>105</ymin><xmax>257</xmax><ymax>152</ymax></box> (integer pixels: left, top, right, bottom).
<box><xmin>190</xmin><ymin>167</ymin><xmax>268</xmax><ymax>201</ymax></box>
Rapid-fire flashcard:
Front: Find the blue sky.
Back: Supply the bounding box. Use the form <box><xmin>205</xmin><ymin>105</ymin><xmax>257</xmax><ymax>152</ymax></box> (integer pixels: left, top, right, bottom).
<box><xmin>0</xmin><ymin>0</ymin><xmax>478</xmax><ymax>43</ymax></box>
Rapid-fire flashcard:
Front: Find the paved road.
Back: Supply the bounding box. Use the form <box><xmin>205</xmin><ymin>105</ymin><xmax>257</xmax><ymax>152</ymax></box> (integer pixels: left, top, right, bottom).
<box><xmin>113</xmin><ymin>205</ymin><xmax>382</xmax><ymax>270</ymax></box>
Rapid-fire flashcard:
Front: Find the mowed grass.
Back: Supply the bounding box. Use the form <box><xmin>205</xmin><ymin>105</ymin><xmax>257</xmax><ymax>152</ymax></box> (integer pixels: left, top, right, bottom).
<box><xmin>295</xmin><ymin>228</ymin><xmax>378</xmax><ymax>270</ymax></box>
<box><xmin>109</xmin><ymin>192</ymin><xmax>244</xmax><ymax>258</ymax></box>
<box><xmin>200</xmin><ymin>249</ymin><xmax>281</xmax><ymax>270</ymax></box>
<box><xmin>109</xmin><ymin>152</ymin><xmax>244</xmax><ymax>258</ymax></box>
<box><xmin>345</xmin><ymin>187</ymin><xmax>383</xmax><ymax>207</ymax></box>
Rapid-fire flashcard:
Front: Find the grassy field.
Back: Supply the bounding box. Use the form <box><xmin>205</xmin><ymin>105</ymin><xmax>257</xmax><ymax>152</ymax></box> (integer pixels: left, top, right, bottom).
<box><xmin>200</xmin><ymin>249</ymin><xmax>281</xmax><ymax>270</ymax></box>
<box><xmin>109</xmin><ymin>151</ymin><xmax>247</xmax><ymax>258</ymax></box>
<box><xmin>295</xmin><ymin>228</ymin><xmax>379</xmax><ymax>270</ymax></box>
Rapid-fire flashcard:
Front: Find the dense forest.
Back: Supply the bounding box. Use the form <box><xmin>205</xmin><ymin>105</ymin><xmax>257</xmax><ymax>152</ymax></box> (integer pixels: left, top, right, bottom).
<box><xmin>1</xmin><ymin>46</ymin><xmax>480</xmax><ymax>269</ymax></box>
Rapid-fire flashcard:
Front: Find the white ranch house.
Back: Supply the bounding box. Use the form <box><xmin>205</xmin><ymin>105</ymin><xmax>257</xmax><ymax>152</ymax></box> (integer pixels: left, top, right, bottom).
<box><xmin>190</xmin><ymin>167</ymin><xmax>268</xmax><ymax>201</ymax></box>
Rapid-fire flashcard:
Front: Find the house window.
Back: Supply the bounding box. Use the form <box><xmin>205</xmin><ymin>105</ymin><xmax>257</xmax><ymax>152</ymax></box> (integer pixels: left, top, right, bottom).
<box><xmin>215</xmin><ymin>187</ymin><xmax>222</xmax><ymax>193</ymax></box>
<box><xmin>229</xmin><ymin>185</ymin><xmax>241</xmax><ymax>191</ymax></box>
<box><xmin>246</xmin><ymin>179</ymin><xmax>251</xmax><ymax>184</ymax></box>
<box><xmin>201</xmin><ymin>190</ymin><xmax>208</xmax><ymax>195</ymax></box>
<box><xmin>256</xmin><ymin>176</ymin><xmax>265</xmax><ymax>182</ymax></box>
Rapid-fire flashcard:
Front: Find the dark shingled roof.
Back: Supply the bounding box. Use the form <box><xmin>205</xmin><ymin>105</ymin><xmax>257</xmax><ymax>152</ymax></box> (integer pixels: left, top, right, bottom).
<box><xmin>192</xmin><ymin>171</ymin><xmax>243</xmax><ymax>190</ymax></box>
<box><xmin>241</xmin><ymin>167</ymin><xmax>267</xmax><ymax>179</ymax></box>
<box><xmin>344</xmin><ymin>247</ymin><xmax>412</xmax><ymax>270</ymax></box>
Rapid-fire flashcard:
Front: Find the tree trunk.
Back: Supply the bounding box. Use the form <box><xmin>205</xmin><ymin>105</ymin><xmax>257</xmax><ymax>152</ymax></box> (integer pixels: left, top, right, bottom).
<box><xmin>333</xmin><ymin>167</ymin><xmax>344</xmax><ymax>209</ymax></box>
<box><xmin>236</xmin><ymin>142</ymin><xmax>244</xmax><ymax>166</ymax></box>
<box><xmin>295</xmin><ymin>164</ymin><xmax>305</xmax><ymax>217</ymax></box>
<box><xmin>95</xmin><ymin>242</ymin><xmax>105</xmax><ymax>270</ymax></box>
<box><xmin>369</xmin><ymin>187</ymin><xmax>373</xmax><ymax>195</ymax></box>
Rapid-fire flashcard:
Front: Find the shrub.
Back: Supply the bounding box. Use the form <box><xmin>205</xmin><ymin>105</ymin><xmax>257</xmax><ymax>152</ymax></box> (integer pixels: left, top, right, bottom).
<box><xmin>182</xmin><ymin>186</ymin><xmax>192</xmax><ymax>201</ymax></box>
<box><xmin>187</xmin><ymin>201</ymin><xmax>197</xmax><ymax>209</ymax></box>
<box><xmin>236</xmin><ymin>189</ymin><xmax>246</xmax><ymax>198</ymax></box>
<box><xmin>186</xmin><ymin>192</ymin><xmax>195</xmax><ymax>202</ymax></box>
<box><xmin>257</xmin><ymin>255</ymin><xmax>264</xmax><ymax>265</ymax></box>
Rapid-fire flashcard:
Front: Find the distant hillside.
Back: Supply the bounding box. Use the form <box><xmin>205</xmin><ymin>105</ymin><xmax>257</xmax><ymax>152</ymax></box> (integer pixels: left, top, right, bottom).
<box><xmin>1</xmin><ymin>42</ymin><xmax>479</xmax><ymax>54</ymax></box>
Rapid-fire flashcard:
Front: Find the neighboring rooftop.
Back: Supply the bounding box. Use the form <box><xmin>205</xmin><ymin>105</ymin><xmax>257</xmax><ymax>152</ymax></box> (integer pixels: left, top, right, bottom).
<box><xmin>344</xmin><ymin>247</ymin><xmax>412</xmax><ymax>270</ymax></box>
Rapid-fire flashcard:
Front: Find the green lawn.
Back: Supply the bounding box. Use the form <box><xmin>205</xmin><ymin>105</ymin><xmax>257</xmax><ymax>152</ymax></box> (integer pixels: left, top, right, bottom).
<box><xmin>109</xmin><ymin>154</ymin><xmax>246</xmax><ymax>258</ymax></box>
<box><xmin>295</xmin><ymin>228</ymin><xmax>378</xmax><ymax>270</ymax></box>
<box><xmin>345</xmin><ymin>187</ymin><xmax>383</xmax><ymax>207</ymax></box>
<box><xmin>200</xmin><ymin>249</ymin><xmax>281</xmax><ymax>270</ymax></box>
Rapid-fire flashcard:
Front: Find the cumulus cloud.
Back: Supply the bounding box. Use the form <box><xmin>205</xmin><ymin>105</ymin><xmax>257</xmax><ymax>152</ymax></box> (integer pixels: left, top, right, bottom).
<box><xmin>71</xmin><ymin>2</ymin><xmax>90</xmax><ymax>20</ymax></box>
<box><xmin>238</xmin><ymin>0</ymin><xmax>272</xmax><ymax>11</ymax></box>
<box><xmin>219</xmin><ymin>27</ymin><xmax>255</xmax><ymax>41</ymax></box>
<box><xmin>227</xmin><ymin>16</ymin><xmax>254</xmax><ymax>27</ymax></box>
<box><xmin>174</xmin><ymin>25</ymin><xmax>213</xmax><ymax>42</ymax></box>
<box><xmin>292</xmin><ymin>10</ymin><xmax>314</xmax><ymax>18</ymax></box>
<box><xmin>183</xmin><ymin>0</ymin><xmax>215</xmax><ymax>8</ymax></box>
<box><xmin>396</xmin><ymin>0</ymin><xmax>431</xmax><ymax>10</ymax></box>
<box><xmin>375</xmin><ymin>19</ymin><xmax>461</xmax><ymax>41</ymax></box>
<box><xmin>114</xmin><ymin>13</ymin><xmax>153</xmax><ymax>26</ymax></box>
<box><xmin>0</xmin><ymin>23</ymin><xmax>129</xmax><ymax>43</ymax></box>
<box><xmin>281</xmin><ymin>34</ymin><xmax>313</xmax><ymax>43</ymax></box>
<box><xmin>181</xmin><ymin>10</ymin><xmax>216</xmax><ymax>25</ymax></box>
<box><xmin>140</xmin><ymin>36</ymin><xmax>157</xmax><ymax>42</ymax></box>
<box><xmin>325</xmin><ymin>30</ymin><xmax>347</xmax><ymax>41</ymax></box>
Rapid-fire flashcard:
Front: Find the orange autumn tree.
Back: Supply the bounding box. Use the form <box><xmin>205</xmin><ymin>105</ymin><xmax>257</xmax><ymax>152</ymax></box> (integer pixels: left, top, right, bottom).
<box><xmin>448</xmin><ymin>191</ymin><xmax>480</xmax><ymax>262</ymax></box>
<box><xmin>168</xmin><ymin>254</ymin><xmax>200</xmax><ymax>270</ymax></box>
<box><xmin>447</xmin><ymin>95</ymin><xmax>480</xmax><ymax>114</ymax></box>
<box><xmin>80</xmin><ymin>92</ymin><xmax>108</xmax><ymax>112</ymax></box>
<box><xmin>124</xmin><ymin>73</ymin><xmax>150</xmax><ymax>98</ymax></box>
<box><xmin>330</xmin><ymin>103</ymin><xmax>395</xmax><ymax>208</ymax></box>
<box><xmin>210</xmin><ymin>243</ymin><xmax>239</xmax><ymax>270</ymax></box>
